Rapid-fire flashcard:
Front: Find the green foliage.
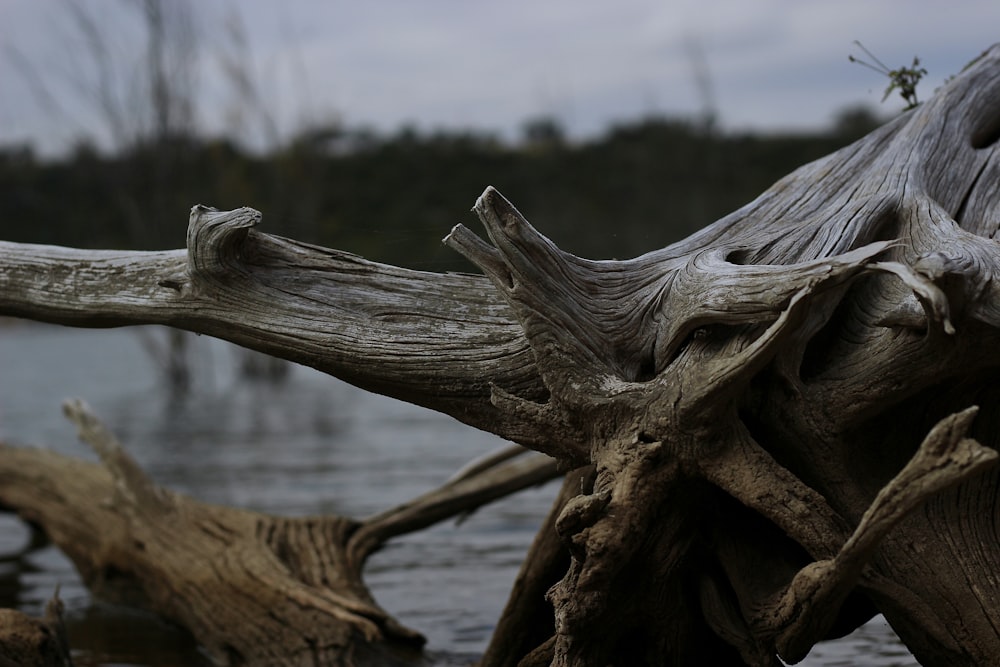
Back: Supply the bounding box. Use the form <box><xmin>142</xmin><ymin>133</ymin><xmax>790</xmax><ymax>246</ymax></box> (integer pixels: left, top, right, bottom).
<box><xmin>0</xmin><ymin>114</ymin><xmax>876</xmax><ymax>268</ymax></box>
<box><xmin>849</xmin><ymin>41</ymin><xmax>927</xmax><ymax>110</ymax></box>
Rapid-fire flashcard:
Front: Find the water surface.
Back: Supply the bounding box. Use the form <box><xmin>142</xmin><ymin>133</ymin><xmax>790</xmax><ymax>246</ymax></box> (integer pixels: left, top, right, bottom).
<box><xmin>0</xmin><ymin>323</ymin><xmax>917</xmax><ymax>666</ymax></box>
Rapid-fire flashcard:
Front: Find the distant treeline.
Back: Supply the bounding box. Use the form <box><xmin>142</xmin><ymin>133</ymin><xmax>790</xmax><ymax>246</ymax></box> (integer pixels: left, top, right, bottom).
<box><xmin>0</xmin><ymin>109</ymin><xmax>884</xmax><ymax>271</ymax></box>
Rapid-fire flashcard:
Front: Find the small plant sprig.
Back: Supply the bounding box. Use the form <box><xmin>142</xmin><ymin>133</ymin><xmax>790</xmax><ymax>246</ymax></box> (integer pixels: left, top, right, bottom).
<box><xmin>849</xmin><ymin>41</ymin><xmax>927</xmax><ymax>110</ymax></box>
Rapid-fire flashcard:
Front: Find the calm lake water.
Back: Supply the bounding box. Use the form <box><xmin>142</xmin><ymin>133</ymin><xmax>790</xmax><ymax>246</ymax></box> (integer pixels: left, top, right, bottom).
<box><xmin>0</xmin><ymin>323</ymin><xmax>918</xmax><ymax>666</ymax></box>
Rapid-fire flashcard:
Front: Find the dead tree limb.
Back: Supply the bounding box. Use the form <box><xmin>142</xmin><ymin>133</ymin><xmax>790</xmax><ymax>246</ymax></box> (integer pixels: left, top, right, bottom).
<box><xmin>3</xmin><ymin>43</ymin><xmax>1000</xmax><ymax>667</ymax></box>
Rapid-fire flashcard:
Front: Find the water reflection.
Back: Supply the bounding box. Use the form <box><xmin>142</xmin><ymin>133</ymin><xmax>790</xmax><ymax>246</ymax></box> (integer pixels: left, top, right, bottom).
<box><xmin>0</xmin><ymin>324</ymin><xmax>918</xmax><ymax>666</ymax></box>
<box><xmin>0</xmin><ymin>516</ymin><xmax>47</xmax><ymax>614</ymax></box>
<box><xmin>67</xmin><ymin>604</ymin><xmax>208</xmax><ymax>667</ymax></box>
<box><xmin>798</xmin><ymin>616</ymin><xmax>919</xmax><ymax>667</ymax></box>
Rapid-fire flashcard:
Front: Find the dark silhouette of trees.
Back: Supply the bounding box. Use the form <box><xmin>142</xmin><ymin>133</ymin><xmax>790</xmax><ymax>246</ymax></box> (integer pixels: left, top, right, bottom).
<box><xmin>0</xmin><ymin>112</ymin><xmax>880</xmax><ymax>270</ymax></box>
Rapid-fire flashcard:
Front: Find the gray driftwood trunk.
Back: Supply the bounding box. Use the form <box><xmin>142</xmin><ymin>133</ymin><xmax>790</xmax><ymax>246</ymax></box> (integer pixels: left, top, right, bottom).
<box><xmin>3</xmin><ymin>44</ymin><xmax>1000</xmax><ymax>667</ymax></box>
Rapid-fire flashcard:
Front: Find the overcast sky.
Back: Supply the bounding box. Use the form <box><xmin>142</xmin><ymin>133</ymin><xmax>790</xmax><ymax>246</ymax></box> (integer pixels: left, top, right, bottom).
<box><xmin>1</xmin><ymin>0</ymin><xmax>998</xmax><ymax>157</ymax></box>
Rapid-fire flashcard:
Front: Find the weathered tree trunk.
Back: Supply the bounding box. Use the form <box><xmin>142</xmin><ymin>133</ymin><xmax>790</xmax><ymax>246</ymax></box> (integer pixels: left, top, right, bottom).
<box><xmin>3</xmin><ymin>44</ymin><xmax>1000</xmax><ymax>667</ymax></box>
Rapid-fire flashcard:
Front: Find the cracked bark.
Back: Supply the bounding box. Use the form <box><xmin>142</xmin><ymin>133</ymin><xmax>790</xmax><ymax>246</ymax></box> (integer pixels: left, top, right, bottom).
<box><xmin>2</xmin><ymin>43</ymin><xmax>1000</xmax><ymax>667</ymax></box>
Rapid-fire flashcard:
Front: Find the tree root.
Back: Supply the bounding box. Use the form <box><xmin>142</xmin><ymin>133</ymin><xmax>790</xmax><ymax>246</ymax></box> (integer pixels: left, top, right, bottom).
<box><xmin>454</xmin><ymin>94</ymin><xmax>1000</xmax><ymax>662</ymax></box>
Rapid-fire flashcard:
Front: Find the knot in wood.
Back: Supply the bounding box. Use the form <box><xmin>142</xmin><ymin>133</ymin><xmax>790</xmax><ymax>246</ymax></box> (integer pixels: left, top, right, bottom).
<box><xmin>186</xmin><ymin>205</ymin><xmax>262</xmax><ymax>278</ymax></box>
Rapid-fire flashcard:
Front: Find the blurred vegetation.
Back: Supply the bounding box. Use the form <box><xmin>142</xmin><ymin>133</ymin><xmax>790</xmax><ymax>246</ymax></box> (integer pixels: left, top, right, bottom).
<box><xmin>0</xmin><ymin>106</ymin><xmax>886</xmax><ymax>272</ymax></box>
<box><xmin>0</xmin><ymin>1</ymin><xmax>894</xmax><ymax>273</ymax></box>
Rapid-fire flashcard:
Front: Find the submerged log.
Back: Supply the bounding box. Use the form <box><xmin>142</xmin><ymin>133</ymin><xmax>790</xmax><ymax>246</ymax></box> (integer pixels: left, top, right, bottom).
<box><xmin>0</xmin><ymin>401</ymin><xmax>557</xmax><ymax>666</ymax></box>
<box><xmin>2</xmin><ymin>43</ymin><xmax>1000</xmax><ymax>667</ymax></box>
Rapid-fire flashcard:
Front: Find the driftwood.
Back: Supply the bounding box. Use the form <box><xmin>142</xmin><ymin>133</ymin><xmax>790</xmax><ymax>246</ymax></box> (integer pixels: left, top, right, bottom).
<box><xmin>0</xmin><ymin>401</ymin><xmax>558</xmax><ymax>666</ymax></box>
<box><xmin>3</xmin><ymin>43</ymin><xmax>1000</xmax><ymax>667</ymax></box>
